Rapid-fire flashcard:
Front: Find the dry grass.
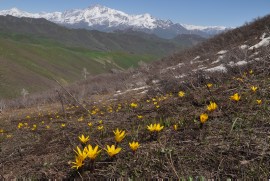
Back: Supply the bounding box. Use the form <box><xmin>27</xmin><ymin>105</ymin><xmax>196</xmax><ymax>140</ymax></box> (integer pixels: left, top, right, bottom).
<box><xmin>1</xmin><ymin>58</ymin><xmax>270</xmax><ymax>179</ymax></box>
<box><xmin>1</xmin><ymin>15</ymin><xmax>270</xmax><ymax>180</ymax></box>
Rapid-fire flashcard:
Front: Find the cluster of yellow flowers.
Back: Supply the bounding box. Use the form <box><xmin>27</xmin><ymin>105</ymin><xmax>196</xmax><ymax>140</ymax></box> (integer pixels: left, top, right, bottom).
<box><xmin>147</xmin><ymin>123</ymin><xmax>164</xmax><ymax>132</ymax></box>
<box><xmin>71</xmin><ymin>129</ymin><xmax>140</xmax><ymax>170</ymax></box>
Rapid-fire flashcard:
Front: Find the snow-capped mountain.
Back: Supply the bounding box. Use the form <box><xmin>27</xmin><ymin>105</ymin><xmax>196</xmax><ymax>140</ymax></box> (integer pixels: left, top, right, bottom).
<box><xmin>0</xmin><ymin>5</ymin><xmax>229</xmax><ymax>38</ymax></box>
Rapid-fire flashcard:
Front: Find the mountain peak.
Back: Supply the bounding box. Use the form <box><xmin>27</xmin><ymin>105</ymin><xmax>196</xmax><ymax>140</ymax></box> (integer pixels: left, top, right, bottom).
<box><xmin>0</xmin><ymin>5</ymin><xmax>229</xmax><ymax>38</ymax></box>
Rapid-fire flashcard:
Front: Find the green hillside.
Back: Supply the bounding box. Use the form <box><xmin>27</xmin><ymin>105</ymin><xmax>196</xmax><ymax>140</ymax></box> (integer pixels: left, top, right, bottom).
<box><xmin>0</xmin><ymin>15</ymin><xmax>204</xmax><ymax>98</ymax></box>
<box><xmin>0</xmin><ymin>36</ymin><xmax>155</xmax><ymax>98</ymax></box>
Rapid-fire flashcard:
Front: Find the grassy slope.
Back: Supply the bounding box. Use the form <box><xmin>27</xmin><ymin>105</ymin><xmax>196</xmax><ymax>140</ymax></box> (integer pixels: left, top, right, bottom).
<box><xmin>0</xmin><ymin>36</ymin><xmax>156</xmax><ymax>98</ymax></box>
<box><xmin>0</xmin><ymin>61</ymin><xmax>269</xmax><ymax>179</ymax></box>
<box><xmin>0</xmin><ymin>15</ymin><xmax>270</xmax><ymax>179</ymax></box>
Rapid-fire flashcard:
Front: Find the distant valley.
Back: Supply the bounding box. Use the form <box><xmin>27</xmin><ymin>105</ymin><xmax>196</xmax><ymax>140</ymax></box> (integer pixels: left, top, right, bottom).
<box><xmin>0</xmin><ymin>15</ymin><xmax>205</xmax><ymax>98</ymax></box>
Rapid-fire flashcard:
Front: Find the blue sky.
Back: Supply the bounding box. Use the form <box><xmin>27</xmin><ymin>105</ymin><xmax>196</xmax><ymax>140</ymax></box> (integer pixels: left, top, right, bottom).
<box><xmin>0</xmin><ymin>0</ymin><xmax>269</xmax><ymax>27</ymax></box>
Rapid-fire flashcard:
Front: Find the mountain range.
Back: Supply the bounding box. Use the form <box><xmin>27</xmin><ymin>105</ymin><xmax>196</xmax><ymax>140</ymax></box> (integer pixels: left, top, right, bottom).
<box><xmin>0</xmin><ymin>5</ymin><xmax>229</xmax><ymax>38</ymax></box>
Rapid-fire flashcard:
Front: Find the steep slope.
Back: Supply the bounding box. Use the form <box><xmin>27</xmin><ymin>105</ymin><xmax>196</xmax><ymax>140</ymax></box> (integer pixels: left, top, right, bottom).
<box><xmin>0</xmin><ymin>15</ymin><xmax>270</xmax><ymax>179</ymax></box>
<box><xmin>0</xmin><ymin>5</ymin><xmax>229</xmax><ymax>38</ymax></box>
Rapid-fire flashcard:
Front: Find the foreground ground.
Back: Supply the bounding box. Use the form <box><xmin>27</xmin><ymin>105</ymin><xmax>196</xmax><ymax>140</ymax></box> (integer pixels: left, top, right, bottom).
<box><xmin>1</xmin><ymin>61</ymin><xmax>270</xmax><ymax>179</ymax></box>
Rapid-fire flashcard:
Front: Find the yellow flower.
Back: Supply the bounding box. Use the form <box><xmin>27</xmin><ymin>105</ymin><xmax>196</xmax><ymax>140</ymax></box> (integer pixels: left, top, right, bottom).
<box><xmin>113</xmin><ymin>128</ymin><xmax>126</xmax><ymax>143</ymax></box>
<box><xmin>200</xmin><ymin>113</ymin><xmax>208</xmax><ymax>124</ymax></box>
<box><xmin>6</xmin><ymin>134</ymin><xmax>12</xmax><ymax>138</ymax></box>
<box><xmin>74</xmin><ymin>146</ymin><xmax>88</xmax><ymax>160</ymax></box>
<box><xmin>130</xmin><ymin>102</ymin><xmax>138</xmax><ymax>108</ymax></box>
<box><xmin>0</xmin><ymin>129</ymin><xmax>4</xmax><ymax>133</ymax></box>
<box><xmin>85</xmin><ymin>145</ymin><xmax>101</xmax><ymax>160</ymax></box>
<box><xmin>71</xmin><ymin>156</ymin><xmax>84</xmax><ymax>170</ymax></box>
<box><xmin>77</xmin><ymin>116</ymin><xmax>84</xmax><ymax>122</ymax></box>
<box><xmin>88</xmin><ymin>122</ymin><xmax>93</xmax><ymax>127</ymax></box>
<box><xmin>173</xmin><ymin>124</ymin><xmax>178</xmax><ymax>131</ymax></box>
<box><xmin>147</xmin><ymin>123</ymin><xmax>164</xmax><ymax>132</ymax></box>
<box><xmin>105</xmin><ymin>145</ymin><xmax>121</xmax><ymax>157</ymax></box>
<box><xmin>98</xmin><ymin>125</ymin><xmax>104</xmax><ymax>131</ymax></box>
<box><xmin>256</xmin><ymin>99</ymin><xmax>262</xmax><ymax>105</ymax></box>
<box><xmin>18</xmin><ymin>122</ymin><xmax>23</xmax><ymax>129</ymax></box>
<box><xmin>178</xmin><ymin>91</ymin><xmax>185</xmax><ymax>97</ymax></box>
<box><xmin>156</xmin><ymin>105</ymin><xmax>160</xmax><ymax>109</ymax></box>
<box><xmin>78</xmin><ymin>134</ymin><xmax>89</xmax><ymax>144</ymax></box>
<box><xmin>206</xmin><ymin>83</ymin><xmax>213</xmax><ymax>88</ymax></box>
<box><xmin>137</xmin><ymin>115</ymin><xmax>143</xmax><ymax>119</ymax></box>
<box><xmin>46</xmin><ymin>125</ymin><xmax>50</xmax><ymax>129</ymax></box>
<box><xmin>61</xmin><ymin>123</ymin><xmax>66</xmax><ymax>127</ymax></box>
<box><xmin>230</xmin><ymin>93</ymin><xmax>241</xmax><ymax>102</ymax></box>
<box><xmin>98</xmin><ymin>120</ymin><xmax>103</xmax><ymax>124</ymax></box>
<box><xmin>250</xmin><ymin>86</ymin><xmax>258</xmax><ymax>92</ymax></box>
<box><xmin>129</xmin><ymin>141</ymin><xmax>140</xmax><ymax>152</ymax></box>
<box><xmin>249</xmin><ymin>70</ymin><xmax>253</xmax><ymax>74</ymax></box>
<box><xmin>147</xmin><ymin>124</ymin><xmax>156</xmax><ymax>132</ymax></box>
<box><xmin>155</xmin><ymin>123</ymin><xmax>164</xmax><ymax>132</ymax></box>
<box><xmin>207</xmin><ymin>101</ymin><xmax>218</xmax><ymax>111</ymax></box>
<box><xmin>31</xmin><ymin>124</ymin><xmax>37</xmax><ymax>131</ymax></box>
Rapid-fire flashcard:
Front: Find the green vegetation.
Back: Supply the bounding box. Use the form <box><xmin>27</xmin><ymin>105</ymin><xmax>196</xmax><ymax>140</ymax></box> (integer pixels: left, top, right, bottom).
<box><xmin>0</xmin><ymin>35</ymin><xmax>156</xmax><ymax>98</ymax></box>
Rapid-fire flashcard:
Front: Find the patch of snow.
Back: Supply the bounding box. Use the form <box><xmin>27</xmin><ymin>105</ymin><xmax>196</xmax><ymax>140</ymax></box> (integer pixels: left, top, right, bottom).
<box><xmin>113</xmin><ymin>85</ymin><xmax>149</xmax><ymax>96</ymax></box>
<box><xmin>161</xmin><ymin>63</ymin><xmax>184</xmax><ymax>73</ymax></box>
<box><xmin>166</xmin><ymin>63</ymin><xmax>184</xmax><ymax>70</ymax></box>
<box><xmin>255</xmin><ymin>58</ymin><xmax>261</xmax><ymax>61</ymax></box>
<box><xmin>205</xmin><ymin>64</ymin><xmax>227</xmax><ymax>73</ymax></box>
<box><xmin>192</xmin><ymin>66</ymin><xmax>206</xmax><ymax>72</ymax></box>
<box><xmin>260</xmin><ymin>33</ymin><xmax>267</xmax><ymax>40</ymax></box>
<box><xmin>212</xmin><ymin>55</ymin><xmax>225</xmax><ymax>64</ymax></box>
<box><xmin>152</xmin><ymin>80</ymin><xmax>160</xmax><ymax>84</ymax></box>
<box><xmin>228</xmin><ymin>61</ymin><xmax>235</xmax><ymax>66</ymax></box>
<box><xmin>174</xmin><ymin>74</ymin><xmax>186</xmax><ymax>79</ymax></box>
<box><xmin>249</xmin><ymin>37</ymin><xmax>270</xmax><ymax>50</ymax></box>
<box><xmin>138</xmin><ymin>90</ymin><xmax>148</xmax><ymax>94</ymax></box>
<box><xmin>235</xmin><ymin>61</ymin><xmax>247</xmax><ymax>66</ymax></box>
<box><xmin>239</xmin><ymin>45</ymin><xmax>248</xmax><ymax>50</ymax></box>
<box><xmin>190</xmin><ymin>56</ymin><xmax>200</xmax><ymax>64</ymax></box>
<box><xmin>249</xmin><ymin>51</ymin><xmax>259</xmax><ymax>58</ymax></box>
<box><xmin>217</xmin><ymin>50</ymin><xmax>227</xmax><ymax>55</ymax></box>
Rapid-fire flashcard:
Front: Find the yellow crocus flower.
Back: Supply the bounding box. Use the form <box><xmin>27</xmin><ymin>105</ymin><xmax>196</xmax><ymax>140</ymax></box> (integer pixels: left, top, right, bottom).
<box><xmin>71</xmin><ymin>156</ymin><xmax>84</xmax><ymax>170</ymax></box>
<box><xmin>147</xmin><ymin>124</ymin><xmax>156</xmax><ymax>132</ymax></box>
<box><xmin>105</xmin><ymin>145</ymin><xmax>121</xmax><ymax>157</ymax></box>
<box><xmin>130</xmin><ymin>102</ymin><xmax>138</xmax><ymax>108</ymax></box>
<box><xmin>200</xmin><ymin>113</ymin><xmax>208</xmax><ymax>124</ymax></box>
<box><xmin>137</xmin><ymin>115</ymin><xmax>143</xmax><ymax>119</ymax></box>
<box><xmin>173</xmin><ymin>124</ymin><xmax>178</xmax><ymax>131</ymax></box>
<box><xmin>207</xmin><ymin>101</ymin><xmax>218</xmax><ymax>111</ymax></box>
<box><xmin>85</xmin><ymin>145</ymin><xmax>101</xmax><ymax>160</ymax></box>
<box><xmin>178</xmin><ymin>91</ymin><xmax>185</xmax><ymax>97</ymax></box>
<box><xmin>250</xmin><ymin>86</ymin><xmax>258</xmax><ymax>92</ymax></box>
<box><xmin>129</xmin><ymin>141</ymin><xmax>140</xmax><ymax>152</ymax></box>
<box><xmin>230</xmin><ymin>93</ymin><xmax>241</xmax><ymax>102</ymax></box>
<box><xmin>113</xmin><ymin>128</ymin><xmax>126</xmax><ymax>143</ymax></box>
<box><xmin>78</xmin><ymin>134</ymin><xmax>89</xmax><ymax>144</ymax></box>
<box><xmin>98</xmin><ymin>125</ymin><xmax>104</xmax><ymax>131</ymax></box>
<box><xmin>74</xmin><ymin>146</ymin><xmax>88</xmax><ymax>161</ymax></box>
<box><xmin>155</xmin><ymin>123</ymin><xmax>164</xmax><ymax>132</ymax></box>
<box><xmin>147</xmin><ymin>123</ymin><xmax>164</xmax><ymax>132</ymax></box>
<box><xmin>206</xmin><ymin>83</ymin><xmax>213</xmax><ymax>88</ymax></box>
